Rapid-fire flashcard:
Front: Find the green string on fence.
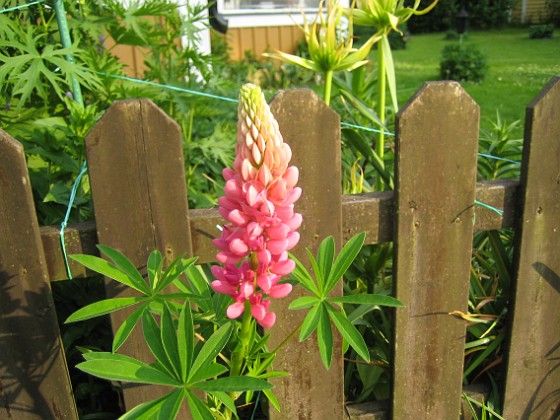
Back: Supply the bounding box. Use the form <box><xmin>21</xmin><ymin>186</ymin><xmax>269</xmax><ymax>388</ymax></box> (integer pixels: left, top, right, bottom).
<box><xmin>341</xmin><ymin>121</ymin><xmax>395</xmax><ymax>136</ymax></box>
<box><xmin>90</xmin><ymin>70</ymin><xmax>240</xmax><ymax>103</ymax></box>
<box><xmin>60</xmin><ymin>161</ymin><xmax>88</xmax><ymax>279</ymax></box>
<box><xmin>474</xmin><ymin>200</ymin><xmax>504</xmax><ymax>215</ymax></box>
<box><xmin>0</xmin><ymin>0</ymin><xmax>46</xmax><ymax>14</ymax></box>
<box><xmin>477</xmin><ymin>153</ymin><xmax>521</xmax><ymax>165</ymax></box>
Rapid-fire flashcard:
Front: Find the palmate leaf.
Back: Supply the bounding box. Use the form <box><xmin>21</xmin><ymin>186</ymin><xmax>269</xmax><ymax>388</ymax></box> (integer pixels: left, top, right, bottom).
<box><xmin>188</xmin><ymin>322</ymin><xmax>233</xmax><ymax>382</ymax></box>
<box><xmin>289</xmin><ymin>296</ymin><xmax>320</xmax><ymax>310</ymax></box>
<box><xmin>97</xmin><ymin>245</ymin><xmax>150</xmax><ymax>294</ymax></box>
<box><xmin>290</xmin><ymin>253</ymin><xmax>320</xmax><ymax>296</ymax></box>
<box><xmin>155</xmin><ymin>256</ymin><xmax>198</xmax><ymax>295</ymax></box>
<box><xmin>329</xmin><ymin>294</ymin><xmax>403</xmax><ymax>307</ymax></box>
<box><xmin>185</xmin><ymin>390</ymin><xmax>214</xmax><ymax>420</ymax></box>
<box><xmin>160</xmin><ymin>302</ymin><xmax>182</xmax><ymax>379</ymax></box>
<box><xmin>142</xmin><ymin>311</ymin><xmax>177</xmax><ymax>379</ymax></box>
<box><xmin>0</xmin><ymin>28</ymin><xmax>100</xmax><ymax>108</ymax></box>
<box><xmin>65</xmin><ymin>296</ymin><xmax>148</xmax><ymax>323</ymax></box>
<box><xmin>112</xmin><ymin>302</ymin><xmax>149</xmax><ymax>352</ymax></box>
<box><xmin>177</xmin><ymin>300</ymin><xmax>194</xmax><ymax>382</ymax></box>
<box><xmin>194</xmin><ymin>376</ymin><xmax>273</xmax><ymax>393</ymax></box>
<box><xmin>70</xmin><ymin>253</ymin><xmax>149</xmax><ymax>294</ymax></box>
<box><xmin>78</xmin><ymin>352</ymin><xmax>180</xmax><ymax>386</ymax></box>
<box><xmin>147</xmin><ymin>250</ymin><xmax>164</xmax><ymax>290</ymax></box>
<box><xmin>316</xmin><ymin>236</ymin><xmax>335</xmax><ymax>287</ymax></box>
<box><xmin>299</xmin><ymin>302</ymin><xmax>322</xmax><ymax>341</ymax></box>
<box><xmin>317</xmin><ymin>304</ymin><xmax>333</xmax><ymax>368</ymax></box>
<box><xmin>323</xmin><ymin>232</ymin><xmax>366</xmax><ymax>297</ymax></box>
<box><xmin>325</xmin><ymin>303</ymin><xmax>370</xmax><ymax>363</ymax></box>
<box><xmin>119</xmin><ymin>388</ymin><xmax>185</xmax><ymax>420</ymax></box>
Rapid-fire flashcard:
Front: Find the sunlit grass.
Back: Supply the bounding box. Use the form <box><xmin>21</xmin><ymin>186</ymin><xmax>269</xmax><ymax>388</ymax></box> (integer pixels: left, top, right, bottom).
<box><xmin>393</xmin><ymin>28</ymin><xmax>560</xmax><ymax>138</ymax></box>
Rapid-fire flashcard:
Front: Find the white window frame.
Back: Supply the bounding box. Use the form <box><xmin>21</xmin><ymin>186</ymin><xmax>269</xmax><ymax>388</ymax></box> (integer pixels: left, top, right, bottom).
<box><xmin>218</xmin><ymin>0</ymin><xmax>349</xmax><ymax>28</ymax></box>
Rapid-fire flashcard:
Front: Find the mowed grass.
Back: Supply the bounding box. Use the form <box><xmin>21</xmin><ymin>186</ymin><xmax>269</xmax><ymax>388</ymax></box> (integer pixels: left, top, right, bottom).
<box><xmin>392</xmin><ymin>28</ymin><xmax>560</xmax><ymax>138</ymax></box>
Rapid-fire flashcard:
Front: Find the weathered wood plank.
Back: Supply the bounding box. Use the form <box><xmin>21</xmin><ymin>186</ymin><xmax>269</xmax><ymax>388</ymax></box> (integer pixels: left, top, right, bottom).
<box><xmin>43</xmin><ymin>180</ymin><xmax>519</xmax><ymax>280</ymax></box>
<box><xmin>268</xmin><ymin>89</ymin><xmax>344</xmax><ymax>419</ymax></box>
<box><xmin>0</xmin><ymin>131</ymin><xmax>77</xmax><ymax>419</ymax></box>
<box><xmin>392</xmin><ymin>82</ymin><xmax>479</xmax><ymax>418</ymax></box>
<box><xmin>503</xmin><ymin>76</ymin><xmax>560</xmax><ymax>419</ymax></box>
<box><xmin>85</xmin><ymin>99</ymin><xmax>192</xmax><ymax>415</ymax></box>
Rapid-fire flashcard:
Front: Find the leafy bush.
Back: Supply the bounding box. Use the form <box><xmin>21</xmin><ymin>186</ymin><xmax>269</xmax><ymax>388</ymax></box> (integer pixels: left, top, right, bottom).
<box><xmin>440</xmin><ymin>44</ymin><xmax>488</xmax><ymax>82</ymax></box>
<box><xmin>528</xmin><ymin>24</ymin><xmax>554</xmax><ymax>39</ymax></box>
<box><xmin>406</xmin><ymin>0</ymin><xmax>514</xmax><ymax>33</ymax></box>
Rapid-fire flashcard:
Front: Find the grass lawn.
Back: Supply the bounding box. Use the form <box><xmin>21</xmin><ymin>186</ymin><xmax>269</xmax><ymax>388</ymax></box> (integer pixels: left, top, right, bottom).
<box><xmin>392</xmin><ymin>28</ymin><xmax>560</xmax><ymax>138</ymax></box>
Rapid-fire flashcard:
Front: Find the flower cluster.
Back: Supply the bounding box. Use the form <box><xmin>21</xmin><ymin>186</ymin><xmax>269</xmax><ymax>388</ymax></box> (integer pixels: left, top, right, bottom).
<box><xmin>211</xmin><ymin>84</ymin><xmax>302</xmax><ymax>328</ymax></box>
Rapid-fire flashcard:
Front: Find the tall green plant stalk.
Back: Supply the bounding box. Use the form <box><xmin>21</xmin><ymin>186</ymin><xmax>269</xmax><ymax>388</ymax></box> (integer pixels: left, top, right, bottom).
<box><xmin>325</xmin><ymin>70</ymin><xmax>334</xmax><ymax>106</ymax></box>
<box><xmin>230</xmin><ymin>303</ymin><xmax>253</xmax><ymax>377</ymax></box>
<box><xmin>376</xmin><ymin>37</ymin><xmax>387</xmax><ymax>166</ymax></box>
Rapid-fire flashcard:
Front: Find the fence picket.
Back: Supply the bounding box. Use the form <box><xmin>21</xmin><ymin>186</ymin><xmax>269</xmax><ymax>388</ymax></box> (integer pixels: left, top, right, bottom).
<box><xmin>0</xmin><ymin>131</ymin><xmax>77</xmax><ymax>419</ymax></box>
<box><xmin>84</xmin><ymin>99</ymin><xmax>193</xmax><ymax>416</ymax></box>
<box><xmin>268</xmin><ymin>89</ymin><xmax>344</xmax><ymax>419</ymax></box>
<box><xmin>503</xmin><ymin>76</ymin><xmax>560</xmax><ymax>418</ymax></box>
<box><xmin>392</xmin><ymin>82</ymin><xmax>479</xmax><ymax>418</ymax></box>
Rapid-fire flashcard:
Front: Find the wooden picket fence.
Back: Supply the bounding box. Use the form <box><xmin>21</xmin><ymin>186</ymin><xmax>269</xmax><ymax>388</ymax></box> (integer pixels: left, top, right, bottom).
<box><xmin>1</xmin><ymin>77</ymin><xmax>559</xmax><ymax>419</ymax></box>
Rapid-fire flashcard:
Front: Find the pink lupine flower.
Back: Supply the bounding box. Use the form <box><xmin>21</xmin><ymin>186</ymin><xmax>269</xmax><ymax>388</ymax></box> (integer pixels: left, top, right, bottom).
<box><xmin>211</xmin><ymin>84</ymin><xmax>302</xmax><ymax>328</ymax></box>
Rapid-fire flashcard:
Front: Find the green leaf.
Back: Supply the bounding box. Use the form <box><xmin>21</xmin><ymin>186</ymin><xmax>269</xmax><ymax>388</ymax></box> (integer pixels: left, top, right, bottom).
<box><xmin>184</xmin><ymin>264</ymin><xmax>212</xmax><ymax>298</ymax></box>
<box><xmin>70</xmin><ymin>254</ymin><xmax>149</xmax><ymax>295</ymax></box>
<box><xmin>289</xmin><ymin>253</ymin><xmax>320</xmax><ymax>296</ymax></box>
<box><xmin>113</xmin><ymin>302</ymin><xmax>148</xmax><ymax>352</ymax></box>
<box><xmin>177</xmin><ymin>300</ymin><xmax>194</xmax><ymax>382</ymax></box>
<box><xmin>155</xmin><ymin>256</ymin><xmax>197</xmax><ymax>295</ymax></box>
<box><xmin>97</xmin><ymin>245</ymin><xmax>150</xmax><ymax>294</ymax></box>
<box><xmin>264</xmin><ymin>388</ymin><xmax>281</xmax><ymax>413</ymax></box>
<box><xmin>328</xmin><ymin>294</ymin><xmax>403</xmax><ymax>307</ymax></box>
<box><xmin>65</xmin><ymin>297</ymin><xmax>147</xmax><ymax>323</ymax></box>
<box><xmin>208</xmin><ymin>391</ymin><xmax>237</xmax><ymax>415</ymax></box>
<box><xmin>119</xmin><ymin>389</ymin><xmax>184</xmax><ymax>420</ymax></box>
<box><xmin>299</xmin><ymin>303</ymin><xmax>322</xmax><ymax>341</ymax></box>
<box><xmin>341</xmin><ymin>128</ymin><xmax>394</xmax><ymax>188</ymax></box>
<box><xmin>305</xmin><ymin>248</ymin><xmax>324</xmax><ymax>292</ymax></box>
<box><xmin>317</xmin><ymin>304</ymin><xmax>333</xmax><ymax>369</ymax></box>
<box><xmin>161</xmin><ymin>302</ymin><xmax>182</xmax><ymax>379</ymax></box>
<box><xmin>189</xmin><ymin>322</ymin><xmax>233</xmax><ymax>381</ymax></box>
<box><xmin>323</xmin><ymin>232</ymin><xmax>366</xmax><ymax>297</ymax></box>
<box><xmin>142</xmin><ymin>311</ymin><xmax>177</xmax><ymax>379</ymax></box>
<box><xmin>185</xmin><ymin>390</ymin><xmax>214</xmax><ymax>420</ymax></box>
<box><xmin>381</xmin><ymin>34</ymin><xmax>398</xmax><ymax>113</ymax></box>
<box><xmin>188</xmin><ymin>363</ymin><xmax>228</xmax><ymax>384</ymax></box>
<box><xmin>147</xmin><ymin>250</ymin><xmax>164</xmax><ymax>290</ymax></box>
<box><xmin>325</xmin><ymin>303</ymin><xmax>370</xmax><ymax>362</ymax></box>
<box><xmin>78</xmin><ymin>352</ymin><xmax>179</xmax><ymax>386</ymax></box>
<box><xmin>289</xmin><ymin>296</ymin><xmax>320</xmax><ymax>310</ymax></box>
<box><xmin>262</xmin><ymin>51</ymin><xmax>321</xmax><ymax>72</ymax></box>
<box><xmin>194</xmin><ymin>376</ymin><xmax>272</xmax><ymax>392</ymax></box>
<box><xmin>463</xmin><ymin>330</ymin><xmax>505</xmax><ymax>379</ymax></box>
<box><xmin>317</xmin><ymin>236</ymin><xmax>335</xmax><ymax>286</ymax></box>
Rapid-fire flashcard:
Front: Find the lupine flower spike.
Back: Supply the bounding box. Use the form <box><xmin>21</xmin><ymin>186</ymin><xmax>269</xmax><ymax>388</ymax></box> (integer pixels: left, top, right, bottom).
<box><xmin>211</xmin><ymin>84</ymin><xmax>302</xmax><ymax>328</ymax></box>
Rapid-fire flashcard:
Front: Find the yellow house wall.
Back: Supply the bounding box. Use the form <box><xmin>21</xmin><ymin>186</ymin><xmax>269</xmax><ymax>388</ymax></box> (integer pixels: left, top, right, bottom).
<box><xmin>511</xmin><ymin>0</ymin><xmax>549</xmax><ymax>23</ymax></box>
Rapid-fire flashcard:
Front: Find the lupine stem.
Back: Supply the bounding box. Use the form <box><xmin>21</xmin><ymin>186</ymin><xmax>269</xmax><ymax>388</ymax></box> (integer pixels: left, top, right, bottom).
<box><xmin>324</xmin><ymin>70</ymin><xmax>334</xmax><ymax>106</ymax></box>
<box><xmin>230</xmin><ymin>302</ymin><xmax>253</xmax><ymax>377</ymax></box>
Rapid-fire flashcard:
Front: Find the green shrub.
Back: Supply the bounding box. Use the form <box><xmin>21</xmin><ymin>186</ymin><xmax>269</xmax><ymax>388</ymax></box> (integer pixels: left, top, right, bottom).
<box><xmin>406</xmin><ymin>0</ymin><xmax>514</xmax><ymax>33</ymax></box>
<box><xmin>528</xmin><ymin>24</ymin><xmax>554</xmax><ymax>39</ymax></box>
<box><xmin>440</xmin><ymin>44</ymin><xmax>487</xmax><ymax>82</ymax></box>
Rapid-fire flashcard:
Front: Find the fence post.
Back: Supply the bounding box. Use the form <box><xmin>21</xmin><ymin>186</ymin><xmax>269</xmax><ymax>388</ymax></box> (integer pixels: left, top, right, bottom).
<box><xmin>84</xmin><ymin>99</ymin><xmax>193</xmax><ymax>415</ymax></box>
<box><xmin>268</xmin><ymin>89</ymin><xmax>344</xmax><ymax>419</ymax></box>
<box><xmin>503</xmin><ymin>76</ymin><xmax>560</xmax><ymax>419</ymax></box>
<box><xmin>0</xmin><ymin>131</ymin><xmax>77</xmax><ymax>419</ymax></box>
<box><xmin>392</xmin><ymin>82</ymin><xmax>479</xmax><ymax>418</ymax></box>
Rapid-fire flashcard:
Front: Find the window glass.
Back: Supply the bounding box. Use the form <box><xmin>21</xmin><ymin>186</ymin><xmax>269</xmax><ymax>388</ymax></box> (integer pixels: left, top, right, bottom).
<box><xmin>222</xmin><ymin>0</ymin><xmax>321</xmax><ymax>11</ymax></box>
